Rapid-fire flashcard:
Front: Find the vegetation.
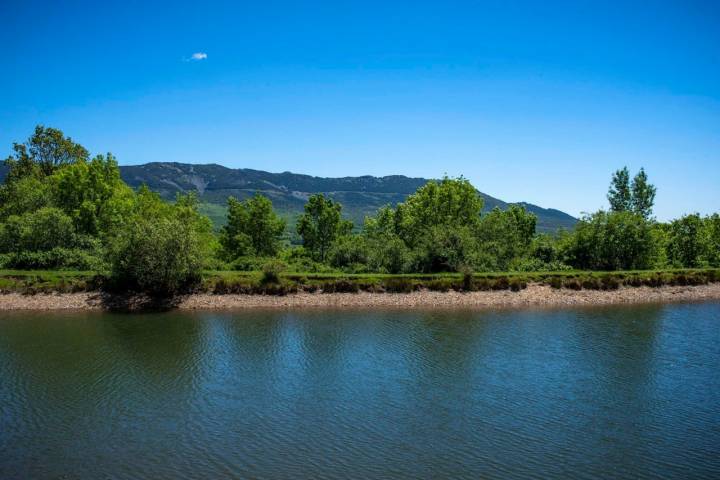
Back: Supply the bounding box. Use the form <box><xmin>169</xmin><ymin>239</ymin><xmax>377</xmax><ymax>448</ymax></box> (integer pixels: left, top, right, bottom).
<box><xmin>1</xmin><ymin>125</ymin><xmax>720</xmax><ymax>296</ymax></box>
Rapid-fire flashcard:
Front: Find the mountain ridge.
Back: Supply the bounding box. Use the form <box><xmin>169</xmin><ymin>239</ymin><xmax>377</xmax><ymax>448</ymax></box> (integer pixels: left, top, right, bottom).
<box><xmin>0</xmin><ymin>162</ymin><xmax>577</xmax><ymax>232</ymax></box>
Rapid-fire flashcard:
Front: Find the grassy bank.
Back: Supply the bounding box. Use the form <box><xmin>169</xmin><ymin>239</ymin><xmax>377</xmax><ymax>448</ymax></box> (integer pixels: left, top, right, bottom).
<box><xmin>1</xmin><ymin>268</ymin><xmax>718</xmax><ymax>296</ymax></box>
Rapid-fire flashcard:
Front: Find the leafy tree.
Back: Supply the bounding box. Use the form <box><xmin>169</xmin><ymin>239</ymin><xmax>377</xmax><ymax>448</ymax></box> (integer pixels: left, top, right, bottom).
<box><xmin>630</xmin><ymin>168</ymin><xmax>656</xmax><ymax>219</ymax></box>
<box><xmin>109</xmin><ymin>193</ymin><xmax>211</xmax><ymax>295</ymax></box>
<box><xmin>3</xmin><ymin>125</ymin><xmax>88</xmax><ymax>179</ymax></box>
<box><xmin>395</xmin><ymin>176</ymin><xmax>483</xmax><ymax>245</ymax></box>
<box><xmin>328</xmin><ymin>235</ymin><xmax>370</xmax><ymax>271</ymax></box>
<box><xmin>608</xmin><ymin>167</ymin><xmax>632</xmax><ymax>213</ymax></box>
<box><xmin>0</xmin><ymin>207</ymin><xmax>101</xmax><ymax>269</ymax></box>
<box><xmin>703</xmin><ymin>214</ymin><xmax>720</xmax><ymax>267</ymax></box>
<box><xmin>365</xmin><ymin>236</ymin><xmax>411</xmax><ymax>274</ymax></box>
<box><xmin>0</xmin><ymin>176</ymin><xmax>52</xmax><ymax>220</ymax></box>
<box><xmin>409</xmin><ymin>225</ymin><xmax>480</xmax><ymax>272</ymax></box>
<box><xmin>50</xmin><ymin>153</ymin><xmax>131</xmax><ymax>235</ymax></box>
<box><xmin>476</xmin><ymin>205</ymin><xmax>537</xmax><ymax>270</ymax></box>
<box><xmin>297</xmin><ymin>194</ymin><xmax>353</xmax><ymax>262</ymax></box>
<box><xmin>563</xmin><ymin>210</ymin><xmax>655</xmax><ymax>270</ymax></box>
<box><xmin>666</xmin><ymin>214</ymin><xmax>705</xmax><ymax>267</ymax></box>
<box><xmin>607</xmin><ymin>166</ymin><xmax>656</xmax><ymax>219</ymax></box>
<box><xmin>220</xmin><ymin>194</ymin><xmax>285</xmax><ymax>259</ymax></box>
<box><xmin>0</xmin><ymin>208</ymin><xmax>77</xmax><ymax>253</ymax></box>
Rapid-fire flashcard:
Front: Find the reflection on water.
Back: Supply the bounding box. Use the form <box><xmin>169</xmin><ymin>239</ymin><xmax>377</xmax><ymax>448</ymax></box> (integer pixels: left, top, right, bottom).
<box><xmin>1</xmin><ymin>303</ymin><xmax>719</xmax><ymax>479</ymax></box>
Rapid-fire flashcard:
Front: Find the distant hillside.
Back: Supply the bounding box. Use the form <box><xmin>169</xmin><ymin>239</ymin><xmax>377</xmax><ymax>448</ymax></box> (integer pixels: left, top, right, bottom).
<box><xmin>0</xmin><ymin>162</ymin><xmax>577</xmax><ymax>232</ymax></box>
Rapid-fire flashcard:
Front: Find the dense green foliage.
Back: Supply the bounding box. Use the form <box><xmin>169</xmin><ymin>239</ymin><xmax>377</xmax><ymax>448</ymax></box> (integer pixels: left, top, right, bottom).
<box><xmin>0</xmin><ymin>127</ymin><xmax>211</xmax><ymax>294</ymax></box>
<box><xmin>220</xmin><ymin>194</ymin><xmax>285</xmax><ymax>259</ymax></box>
<box><xmin>1</xmin><ymin>126</ymin><xmax>719</xmax><ymax>296</ymax></box>
<box><xmin>297</xmin><ymin>194</ymin><xmax>353</xmax><ymax>262</ymax></box>
<box><xmin>107</xmin><ymin>189</ymin><xmax>213</xmax><ymax>295</ymax></box>
<box><xmin>607</xmin><ymin>166</ymin><xmax>657</xmax><ymax>219</ymax></box>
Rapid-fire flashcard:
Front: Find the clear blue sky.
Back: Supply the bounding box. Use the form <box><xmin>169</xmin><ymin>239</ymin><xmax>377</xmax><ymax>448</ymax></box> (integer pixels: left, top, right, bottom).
<box><xmin>2</xmin><ymin>0</ymin><xmax>719</xmax><ymax>220</ymax></box>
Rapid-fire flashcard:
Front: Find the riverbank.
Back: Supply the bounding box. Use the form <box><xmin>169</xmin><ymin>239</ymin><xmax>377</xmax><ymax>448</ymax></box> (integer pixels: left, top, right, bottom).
<box><xmin>1</xmin><ymin>283</ymin><xmax>720</xmax><ymax>311</ymax></box>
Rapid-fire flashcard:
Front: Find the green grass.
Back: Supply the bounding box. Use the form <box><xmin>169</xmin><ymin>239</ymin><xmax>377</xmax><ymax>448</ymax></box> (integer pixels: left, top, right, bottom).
<box><xmin>0</xmin><ymin>270</ymin><xmax>99</xmax><ymax>294</ymax></box>
<box><xmin>1</xmin><ymin>268</ymin><xmax>718</xmax><ymax>295</ymax></box>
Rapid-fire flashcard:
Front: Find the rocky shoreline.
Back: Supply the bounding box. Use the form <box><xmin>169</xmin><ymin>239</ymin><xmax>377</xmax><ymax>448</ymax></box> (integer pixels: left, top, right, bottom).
<box><xmin>1</xmin><ymin>283</ymin><xmax>719</xmax><ymax>312</ymax></box>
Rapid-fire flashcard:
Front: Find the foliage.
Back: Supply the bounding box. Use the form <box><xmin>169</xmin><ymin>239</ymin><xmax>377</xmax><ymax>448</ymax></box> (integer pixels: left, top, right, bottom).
<box><xmin>260</xmin><ymin>260</ymin><xmax>286</xmax><ymax>284</ymax></box>
<box><xmin>328</xmin><ymin>235</ymin><xmax>370</xmax><ymax>271</ymax></box>
<box><xmin>395</xmin><ymin>176</ymin><xmax>483</xmax><ymax>245</ymax></box>
<box><xmin>297</xmin><ymin>194</ymin><xmax>353</xmax><ymax>262</ymax></box>
<box><xmin>51</xmin><ymin>153</ymin><xmax>133</xmax><ymax>236</ymax></box>
<box><xmin>666</xmin><ymin>214</ymin><xmax>707</xmax><ymax>268</ymax></box>
<box><xmin>476</xmin><ymin>205</ymin><xmax>537</xmax><ymax>271</ymax></box>
<box><xmin>2</xmin><ymin>126</ymin><xmax>720</xmax><ymax>292</ymax></box>
<box><xmin>108</xmin><ymin>204</ymin><xmax>209</xmax><ymax>295</ymax></box>
<box><xmin>563</xmin><ymin>211</ymin><xmax>655</xmax><ymax>270</ymax></box>
<box><xmin>2</xmin><ymin>125</ymin><xmax>89</xmax><ymax>180</ymax></box>
<box><xmin>607</xmin><ymin>166</ymin><xmax>656</xmax><ymax>219</ymax></box>
<box><xmin>220</xmin><ymin>193</ymin><xmax>285</xmax><ymax>260</ymax></box>
<box><xmin>607</xmin><ymin>167</ymin><xmax>632</xmax><ymax>213</ymax></box>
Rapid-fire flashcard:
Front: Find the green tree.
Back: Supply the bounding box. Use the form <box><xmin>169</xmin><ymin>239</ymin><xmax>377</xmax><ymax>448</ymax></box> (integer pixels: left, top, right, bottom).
<box><xmin>410</xmin><ymin>224</ymin><xmax>480</xmax><ymax>272</ymax></box>
<box><xmin>0</xmin><ymin>176</ymin><xmax>52</xmax><ymax>220</ymax></box>
<box><xmin>327</xmin><ymin>235</ymin><xmax>370</xmax><ymax>271</ymax></box>
<box><xmin>50</xmin><ymin>153</ymin><xmax>131</xmax><ymax>236</ymax></box>
<box><xmin>0</xmin><ymin>208</ymin><xmax>77</xmax><ymax>253</ymax></box>
<box><xmin>666</xmin><ymin>214</ymin><xmax>706</xmax><ymax>267</ymax></box>
<box><xmin>564</xmin><ymin>210</ymin><xmax>655</xmax><ymax>270</ymax></box>
<box><xmin>476</xmin><ymin>205</ymin><xmax>537</xmax><ymax>270</ymax></box>
<box><xmin>109</xmin><ymin>192</ymin><xmax>212</xmax><ymax>296</ymax></box>
<box><xmin>3</xmin><ymin>125</ymin><xmax>88</xmax><ymax>179</ymax></box>
<box><xmin>630</xmin><ymin>168</ymin><xmax>656</xmax><ymax>219</ymax></box>
<box><xmin>607</xmin><ymin>166</ymin><xmax>656</xmax><ymax>219</ymax></box>
<box><xmin>608</xmin><ymin>167</ymin><xmax>632</xmax><ymax>213</ymax></box>
<box><xmin>297</xmin><ymin>194</ymin><xmax>353</xmax><ymax>262</ymax></box>
<box><xmin>395</xmin><ymin>176</ymin><xmax>483</xmax><ymax>245</ymax></box>
<box><xmin>703</xmin><ymin>214</ymin><xmax>720</xmax><ymax>267</ymax></box>
<box><xmin>220</xmin><ymin>194</ymin><xmax>285</xmax><ymax>259</ymax></box>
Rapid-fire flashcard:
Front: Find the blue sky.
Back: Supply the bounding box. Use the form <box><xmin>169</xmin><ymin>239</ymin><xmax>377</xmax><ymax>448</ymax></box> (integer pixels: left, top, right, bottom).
<box><xmin>2</xmin><ymin>0</ymin><xmax>719</xmax><ymax>220</ymax></box>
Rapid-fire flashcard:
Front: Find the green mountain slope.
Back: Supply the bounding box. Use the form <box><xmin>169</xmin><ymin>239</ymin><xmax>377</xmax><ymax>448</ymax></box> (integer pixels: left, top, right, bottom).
<box><xmin>0</xmin><ymin>162</ymin><xmax>577</xmax><ymax>232</ymax></box>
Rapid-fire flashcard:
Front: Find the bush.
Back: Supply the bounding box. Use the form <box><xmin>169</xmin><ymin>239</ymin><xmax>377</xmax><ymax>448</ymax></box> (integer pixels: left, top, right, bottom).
<box><xmin>3</xmin><ymin>248</ymin><xmax>102</xmax><ymax>270</ymax></box>
<box><xmin>563</xmin><ymin>211</ymin><xmax>655</xmax><ymax>270</ymax></box>
<box><xmin>328</xmin><ymin>235</ymin><xmax>369</xmax><ymax>270</ymax></box>
<box><xmin>109</xmin><ymin>217</ymin><xmax>206</xmax><ymax>296</ymax></box>
<box><xmin>261</xmin><ymin>260</ymin><xmax>286</xmax><ymax>284</ymax></box>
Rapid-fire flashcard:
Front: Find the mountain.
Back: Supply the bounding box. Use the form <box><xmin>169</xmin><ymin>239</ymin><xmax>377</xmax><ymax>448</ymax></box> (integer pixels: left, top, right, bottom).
<box><xmin>0</xmin><ymin>162</ymin><xmax>577</xmax><ymax>232</ymax></box>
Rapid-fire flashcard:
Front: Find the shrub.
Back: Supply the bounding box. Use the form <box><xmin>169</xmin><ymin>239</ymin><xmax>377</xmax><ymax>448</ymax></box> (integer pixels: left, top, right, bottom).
<box><xmin>4</xmin><ymin>247</ymin><xmax>102</xmax><ymax>270</ymax></box>
<box><xmin>109</xmin><ymin>217</ymin><xmax>206</xmax><ymax>296</ymax></box>
<box><xmin>261</xmin><ymin>260</ymin><xmax>286</xmax><ymax>285</ymax></box>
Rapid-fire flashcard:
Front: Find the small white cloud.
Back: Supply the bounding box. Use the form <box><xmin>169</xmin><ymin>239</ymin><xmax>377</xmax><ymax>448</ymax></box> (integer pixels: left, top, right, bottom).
<box><xmin>186</xmin><ymin>52</ymin><xmax>207</xmax><ymax>61</ymax></box>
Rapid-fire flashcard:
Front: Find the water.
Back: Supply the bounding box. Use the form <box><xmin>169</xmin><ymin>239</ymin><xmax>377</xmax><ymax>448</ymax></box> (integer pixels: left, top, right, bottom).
<box><xmin>1</xmin><ymin>303</ymin><xmax>719</xmax><ymax>480</ymax></box>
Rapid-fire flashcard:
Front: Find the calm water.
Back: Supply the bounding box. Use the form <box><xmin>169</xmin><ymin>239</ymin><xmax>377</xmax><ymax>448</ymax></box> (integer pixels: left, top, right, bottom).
<box><xmin>1</xmin><ymin>303</ymin><xmax>720</xmax><ymax>480</ymax></box>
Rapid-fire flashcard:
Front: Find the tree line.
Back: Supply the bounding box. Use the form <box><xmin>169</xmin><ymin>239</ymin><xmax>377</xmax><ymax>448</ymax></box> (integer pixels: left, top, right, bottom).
<box><xmin>1</xmin><ymin>126</ymin><xmax>719</xmax><ymax>294</ymax></box>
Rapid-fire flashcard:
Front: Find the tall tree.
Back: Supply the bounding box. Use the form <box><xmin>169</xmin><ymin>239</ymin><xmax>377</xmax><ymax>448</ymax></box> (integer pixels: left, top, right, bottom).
<box><xmin>395</xmin><ymin>176</ymin><xmax>483</xmax><ymax>245</ymax></box>
<box><xmin>630</xmin><ymin>167</ymin><xmax>656</xmax><ymax>219</ymax></box>
<box><xmin>3</xmin><ymin>125</ymin><xmax>89</xmax><ymax>179</ymax></box>
<box><xmin>220</xmin><ymin>194</ymin><xmax>285</xmax><ymax>259</ymax></box>
<box><xmin>607</xmin><ymin>167</ymin><xmax>632</xmax><ymax>212</ymax></box>
<box><xmin>297</xmin><ymin>194</ymin><xmax>352</xmax><ymax>262</ymax></box>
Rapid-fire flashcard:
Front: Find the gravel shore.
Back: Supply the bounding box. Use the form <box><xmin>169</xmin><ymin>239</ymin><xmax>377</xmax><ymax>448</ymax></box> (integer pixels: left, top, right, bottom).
<box><xmin>1</xmin><ymin>283</ymin><xmax>720</xmax><ymax>311</ymax></box>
